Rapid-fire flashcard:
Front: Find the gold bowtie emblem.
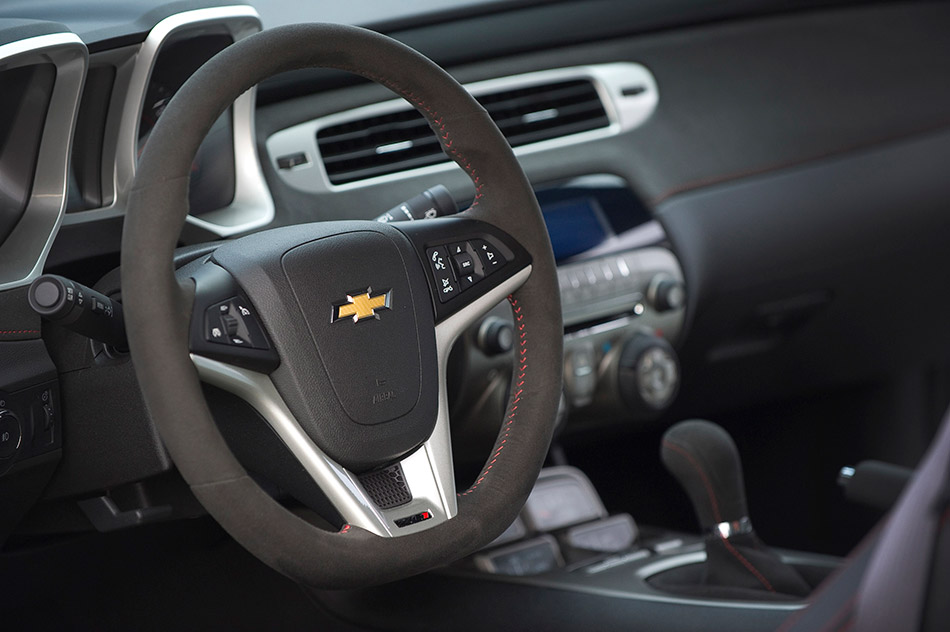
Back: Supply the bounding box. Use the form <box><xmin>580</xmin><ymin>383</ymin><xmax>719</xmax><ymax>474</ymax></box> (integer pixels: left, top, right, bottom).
<box><xmin>332</xmin><ymin>288</ymin><xmax>392</xmax><ymax>323</ymax></box>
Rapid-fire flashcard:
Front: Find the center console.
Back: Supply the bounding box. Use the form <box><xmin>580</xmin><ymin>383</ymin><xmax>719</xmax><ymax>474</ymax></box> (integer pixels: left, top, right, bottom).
<box><xmin>458</xmin><ymin>464</ymin><xmax>836</xmax><ymax>601</ymax></box>
<box><xmin>314</xmin><ymin>461</ymin><xmax>838</xmax><ymax>632</ymax></box>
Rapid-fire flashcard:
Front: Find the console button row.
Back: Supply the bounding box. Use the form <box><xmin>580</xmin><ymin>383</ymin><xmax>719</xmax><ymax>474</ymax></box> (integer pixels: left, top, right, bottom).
<box><xmin>204</xmin><ymin>297</ymin><xmax>269</xmax><ymax>349</ymax></box>
<box><xmin>426</xmin><ymin>238</ymin><xmax>507</xmax><ymax>303</ymax></box>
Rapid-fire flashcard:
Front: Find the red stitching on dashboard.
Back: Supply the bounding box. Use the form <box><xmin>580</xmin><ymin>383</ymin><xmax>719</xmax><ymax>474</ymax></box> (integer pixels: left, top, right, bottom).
<box><xmin>460</xmin><ymin>295</ymin><xmax>525</xmax><ymax>496</ymax></box>
<box><xmin>0</xmin><ymin>330</ymin><xmax>39</xmax><ymax>334</ymax></box>
<box><xmin>339</xmin><ymin>67</ymin><xmax>485</xmax><ymax>208</ymax></box>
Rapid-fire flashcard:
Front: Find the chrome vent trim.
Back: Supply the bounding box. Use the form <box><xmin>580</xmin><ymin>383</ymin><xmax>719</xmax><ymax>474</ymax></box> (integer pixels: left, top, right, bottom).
<box><xmin>316</xmin><ymin>78</ymin><xmax>609</xmax><ymax>185</ymax></box>
<box><xmin>0</xmin><ymin>33</ymin><xmax>87</xmax><ymax>291</ymax></box>
<box><xmin>63</xmin><ymin>6</ymin><xmax>275</xmax><ymax>237</ymax></box>
<box><xmin>267</xmin><ymin>63</ymin><xmax>659</xmax><ymax>194</ymax></box>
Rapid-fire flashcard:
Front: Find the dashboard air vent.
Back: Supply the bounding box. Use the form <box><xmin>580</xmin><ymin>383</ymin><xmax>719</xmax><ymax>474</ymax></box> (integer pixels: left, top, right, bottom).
<box><xmin>316</xmin><ymin>79</ymin><xmax>610</xmax><ymax>185</ymax></box>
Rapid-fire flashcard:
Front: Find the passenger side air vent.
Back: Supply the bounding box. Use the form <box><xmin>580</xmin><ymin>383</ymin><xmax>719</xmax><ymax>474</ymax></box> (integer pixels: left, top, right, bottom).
<box><xmin>316</xmin><ymin>79</ymin><xmax>610</xmax><ymax>185</ymax></box>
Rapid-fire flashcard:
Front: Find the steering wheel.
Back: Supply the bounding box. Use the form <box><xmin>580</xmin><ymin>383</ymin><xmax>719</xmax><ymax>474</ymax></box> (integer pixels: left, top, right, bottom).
<box><xmin>121</xmin><ymin>24</ymin><xmax>563</xmax><ymax>588</ymax></box>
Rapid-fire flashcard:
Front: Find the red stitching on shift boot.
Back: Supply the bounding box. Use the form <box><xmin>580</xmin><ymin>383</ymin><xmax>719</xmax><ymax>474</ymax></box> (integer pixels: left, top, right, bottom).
<box><xmin>718</xmin><ymin>535</ymin><xmax>776</xmax><ymax>593</ymax></box>
<box><xmin>338</xmin><ymin>67</ymin><xmax>485</xmax><ymax>208</ymax></box>
<box><xmin>460</xmin><ymin>295</ymin><xmax>525</xmax><ymax>496</ymax></box>
<box><xmin>663</xmin><ymin>439</ymin><xmax>776</xmax><ymax>592</ymax></box>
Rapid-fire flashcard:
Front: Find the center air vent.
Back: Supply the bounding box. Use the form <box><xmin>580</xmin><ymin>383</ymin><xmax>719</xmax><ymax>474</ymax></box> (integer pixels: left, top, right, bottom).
<box><xmin>316</xmin><ymin>79</ymin><xmax>610</xmax><ymax>185</ymax></box>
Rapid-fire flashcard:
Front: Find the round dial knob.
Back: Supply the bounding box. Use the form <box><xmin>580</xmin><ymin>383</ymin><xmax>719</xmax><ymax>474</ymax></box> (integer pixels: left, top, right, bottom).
<box><xmin>647</xmin><ymin>275</ymin><xmax>686</xmax><ymax>312</ymax></box>
<box><xmin>477</xmin><ymin>317</ymin><xmax>514</xmax><ymax>356</ymax></box>
<box><xmin>0</xmin><ymin>411</ymin><xmax>22</xmax><ymax>459</ymax></box>
<box><xmin>617</xmin><ymin>334</ymin><xmax>680</xmax><ymax>415</ymax></box>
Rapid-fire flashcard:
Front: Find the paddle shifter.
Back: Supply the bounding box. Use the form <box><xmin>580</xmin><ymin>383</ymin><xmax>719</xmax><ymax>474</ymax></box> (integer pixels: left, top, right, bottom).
<box><xmin>661</xmin><ymin>420</ymin><xmax>811</xmax><ymax>597</ymax></box>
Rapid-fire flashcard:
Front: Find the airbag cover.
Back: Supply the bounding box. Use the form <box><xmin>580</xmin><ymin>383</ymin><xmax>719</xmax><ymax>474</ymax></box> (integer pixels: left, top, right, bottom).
<box><xmin>281</xmin><ymin>232</ymin><xmax>421</xmax><ymax>425</ymax></box>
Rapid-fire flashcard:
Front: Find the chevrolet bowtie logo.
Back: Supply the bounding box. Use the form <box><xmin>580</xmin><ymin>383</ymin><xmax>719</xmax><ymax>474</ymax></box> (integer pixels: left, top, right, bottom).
<box><xmin>332</xmin><ymin>288</ymin><xmax>392</xmax><ymax>323</ymax></box>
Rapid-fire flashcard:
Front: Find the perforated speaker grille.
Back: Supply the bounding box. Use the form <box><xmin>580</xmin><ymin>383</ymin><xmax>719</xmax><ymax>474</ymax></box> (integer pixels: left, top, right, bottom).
<box><xmin>359</xmin><ymin>463</ymin><xmax>412</xmax><ymax>510</ymax></box>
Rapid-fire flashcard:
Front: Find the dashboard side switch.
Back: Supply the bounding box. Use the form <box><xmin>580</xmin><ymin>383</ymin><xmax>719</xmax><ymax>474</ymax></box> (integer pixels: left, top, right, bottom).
<box><xmin>276</xmin><ymin>152</ymin><xmax>309</xmax><ymax>169</ymax></box>
<box><xmin>42</xmin><ymin>404</ymin><xmax>54</xmax><ymax>430</ymax></box>
<box><xmin>0</xmin><ymin>412</ymin><xmax>22</xmax><ymax>459</ymax></box>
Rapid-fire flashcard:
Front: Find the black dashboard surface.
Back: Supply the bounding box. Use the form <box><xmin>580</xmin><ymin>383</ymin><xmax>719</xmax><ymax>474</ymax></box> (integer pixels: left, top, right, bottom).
<box><xmin>1</xmin><ymin>0</ymin><xmax>949</xmax><ymax>571</ymax></box>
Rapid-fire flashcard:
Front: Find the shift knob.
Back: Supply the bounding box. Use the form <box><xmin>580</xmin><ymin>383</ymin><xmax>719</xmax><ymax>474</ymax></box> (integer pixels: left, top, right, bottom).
<box><xmin>660</xmin><ymin>420</ymin><xmax>748</xmax><ymax>531</ymax></box>
<box><xmin>659</xmin><ymin>419</ymin><xmax>811</xmax><ymax>597</ymax></box>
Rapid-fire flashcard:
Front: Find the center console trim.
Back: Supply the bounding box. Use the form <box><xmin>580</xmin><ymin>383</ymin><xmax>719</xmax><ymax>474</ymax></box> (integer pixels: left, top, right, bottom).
<box><xmin>448</xmin><ymin>544</ymin><xmax>841</xmax><ymax>612</ymax></box>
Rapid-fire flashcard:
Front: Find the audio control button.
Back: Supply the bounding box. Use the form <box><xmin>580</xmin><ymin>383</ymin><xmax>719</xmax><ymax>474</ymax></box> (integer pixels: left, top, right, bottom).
<box><xmin>472</xmin><ymin>239</ymin><xmax>506</xmax><ymax>275</ymax></box>
<box><xmin>426</xmin><ymin>246</ymin><xmax>459</xmax><ymax>303</ymax></box>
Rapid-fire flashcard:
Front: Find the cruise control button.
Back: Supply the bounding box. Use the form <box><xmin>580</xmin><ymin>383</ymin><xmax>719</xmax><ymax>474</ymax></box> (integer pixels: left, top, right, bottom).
<box><xmin>205</xmin><ymin>298</ymin><xmax>270</xmax><ymax>349</ymax></box>
<box><xmin>222</xmin><ymin>314</ymin><xmax>240</xmax><ymax>337</ymax></box>
<box><xmin>207</xmin><ymin>321</ymin><xmax>226</xmax><ymax>343</ymax></box>
<box><xmin>472</xmin><ymin>239</ymin><xmax>506</xmax><ymax>275</ymax></box>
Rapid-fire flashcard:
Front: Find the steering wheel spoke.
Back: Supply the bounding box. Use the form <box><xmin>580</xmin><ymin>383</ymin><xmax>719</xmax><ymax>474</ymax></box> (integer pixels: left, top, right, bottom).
<box><xmin>395</xmin><ymin>216</ymin><xmax>533</xmax><ymax>324</ymax></box>
<box><xmin>189</xmin><ymin>352</ymin><xmax>456</xmax><ymax>537</ymax></box>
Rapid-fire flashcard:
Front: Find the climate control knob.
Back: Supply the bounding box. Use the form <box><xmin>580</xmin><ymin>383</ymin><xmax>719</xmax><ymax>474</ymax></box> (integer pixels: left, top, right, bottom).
<box><xmin>647</xmin><ymin>275</ymin><xmax>686</xmax><ymax>313</ymax></box>
<box><xmin>477</xmin><ymin>317</ymin><xmax>514</xmax><ymax>356</ymax></box>
<box><xmin>617</xmin><ymin>334</ymin><xmax>680</xmax><ymax>415</ymax></box>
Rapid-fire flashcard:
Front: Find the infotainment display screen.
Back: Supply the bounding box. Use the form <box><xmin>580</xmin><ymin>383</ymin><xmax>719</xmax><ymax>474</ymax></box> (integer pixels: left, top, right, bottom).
<box><xmin>536</xmin><ymin>175</ymin><xmax>657</xmax><ymax>262</ymax></box>
<box><xmin>541</xmin><ymin>197</ymin><xmax>613</xmax><ymax>261</ymax></box>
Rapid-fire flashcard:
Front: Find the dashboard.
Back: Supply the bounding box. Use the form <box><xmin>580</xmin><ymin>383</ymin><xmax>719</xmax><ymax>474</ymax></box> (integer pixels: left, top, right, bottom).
<box><xmin>2</xmin><ymin>0</ymin><xmax>950</xmax><ymax>569</ymax></box>
<box><xmin>0</xmin><ymin>1</ymin><xmax>689</xmax><ymax>527</ymax></box>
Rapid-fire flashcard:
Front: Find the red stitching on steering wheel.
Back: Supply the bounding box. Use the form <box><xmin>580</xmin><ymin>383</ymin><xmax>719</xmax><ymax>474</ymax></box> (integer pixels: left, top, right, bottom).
<box><xmin>459</xmin><ymin>295</ymin><xmax>526</xmax><ymax>496</ymax></box>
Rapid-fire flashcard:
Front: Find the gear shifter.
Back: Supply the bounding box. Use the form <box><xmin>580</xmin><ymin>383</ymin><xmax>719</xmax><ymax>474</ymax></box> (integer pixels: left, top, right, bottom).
<box><xmin>661</xmin><ymin>420</ymin><xmax>811</xmax><ymax>597</ymax></box>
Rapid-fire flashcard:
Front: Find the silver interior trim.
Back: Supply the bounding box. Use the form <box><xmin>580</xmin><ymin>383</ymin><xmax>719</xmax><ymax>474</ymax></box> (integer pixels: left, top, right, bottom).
<box><xmin>64</xmin><ymin>6</ymin><xmax>274</xmax><ymax>236</ymax></box>
<box><xmin>191</xmin><ymin>264</ymin><xmax>531</xmax><ymax>537</ymax></box>
<box><xmin>711</xmin><ymin>517</ymin><xmax>754</xmax><ymax>539</ymax></box>
<box><xmin>0</xmin><ymin>33</ymin><xmax>87</xmax><ymax>291</ymax></box>
<box><xmin>266</xmin><ymin>63</ymin><xmax>659</xmax><ymax>194</ymax></box>
<box><xmin>448</xmin><ymin>544</ymin><xmax>826</xmax><ymax>611</ymax></box>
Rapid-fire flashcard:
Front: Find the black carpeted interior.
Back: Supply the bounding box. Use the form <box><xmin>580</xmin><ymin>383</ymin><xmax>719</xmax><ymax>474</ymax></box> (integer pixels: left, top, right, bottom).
<box><xmin>2</xmin><ymin>518</ymin><xmax>364</xmax><ymax>632</ymax></box>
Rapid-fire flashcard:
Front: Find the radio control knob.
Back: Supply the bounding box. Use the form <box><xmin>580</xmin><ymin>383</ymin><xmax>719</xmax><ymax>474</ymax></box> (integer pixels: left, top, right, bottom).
<box><xmin>647</xmin><ymin>275</ymin><xmax>685</xmax><ymax>313</ymax></box>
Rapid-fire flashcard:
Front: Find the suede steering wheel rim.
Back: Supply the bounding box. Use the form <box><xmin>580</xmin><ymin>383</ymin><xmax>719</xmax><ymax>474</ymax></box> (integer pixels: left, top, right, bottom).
<box><xmin>121</xmin><ymin>24</ymin><xmax>563</xmax><ymax>588</ymax></box>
